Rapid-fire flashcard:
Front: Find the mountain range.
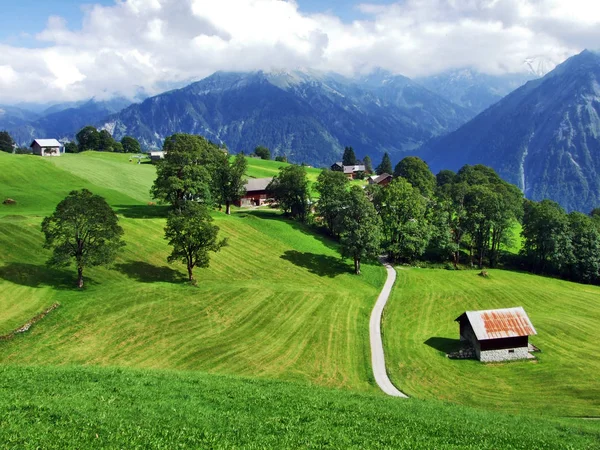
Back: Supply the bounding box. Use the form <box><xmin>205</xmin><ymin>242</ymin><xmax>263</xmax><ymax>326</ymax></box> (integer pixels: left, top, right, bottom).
<box><xmin>102</xmin><ymin>69</ymin><xmax>472</xmax><ymax>166</ymax></box>
<box><xmin>420</xmin><ymin>49</ymin><xmax>600</xmax><ymax>213</ymax></box>
<box><xmin>416</xmin><ymin>70</ymin><xmax>535</xmax><ymax>115</ymax></box>
<box><xmin>2</xmin><ymin>51</ymin><xmax>599</xmax><ymax>212</ymax></box>
<box><xmin>3</xmin><ymin>97</ymin><xmax>135</xmax><ymax>146</ymax></box>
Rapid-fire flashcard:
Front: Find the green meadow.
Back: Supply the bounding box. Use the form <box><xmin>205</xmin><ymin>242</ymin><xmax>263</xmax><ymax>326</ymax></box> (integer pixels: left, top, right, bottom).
<box><xmin>0</xmin><ymin>151</ymin><xmax>384</xmax><ymax>390</ymax></box>
<box><xmin>1</xmin><ymin>151</ymin><xmax>599</xmax><ymax>447</ymax></box>
<box><xmin>1</xmin><ymin>365</ymin><xmax>598</xmax><ymax>449</ymax></box>
<box><xmin>383</xmin><ymin>268</ymin><xmax>600</xmax><ymax>417</ymax></box>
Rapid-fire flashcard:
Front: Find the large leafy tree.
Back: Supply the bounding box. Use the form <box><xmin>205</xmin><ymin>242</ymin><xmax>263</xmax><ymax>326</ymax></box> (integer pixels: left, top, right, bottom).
<box><xmin>41</xmin><ymin>189</ymin><xmax>125</xmax><ymax>288</ymax></box>
<box><xmin>254</xmin><ymin>146</ymin><xmax>271</xmax><ymax>160</ymax></box>
<box><xmin>64</xmin><ymin>142</ymin><xmax>79</xmax><ymax>154</ymax></box>
<box><xmin>342</xmin><ymin>146</ymin><xmax>357</xmax><ymax>166</ymax></box>
<box><xmin>373</xmin><ymin>178</ymin><xmax>431</xmax><ymax>262</ymax></box>
<box><xmin>521</xmin><ymin>199</ymin><xmax>572</xmax><ymax>274</ymax></box>
<box><xmin>98</xmin><ymin>130</ymin><xmax>118</xmax><ymax>152</ymax></box>
<box><xmin>315</xmin><ymin>169</ymin><xmax>349</xmax><ymax>236</ymax></box>
<box><xmin>267</xmin><ymin>165</ymin><xmax>311</xmax><ymax>222</ymax></box>
<box><xmin>151</xmin><ymin>134</ymin><xmax>218</xmax><ymax>208</ymax></box>
<box><xmin>566</xmin><ymin>212</ymin><xmax>600</xmax><ymax>283</ymax></box>
<box><xmin>0</xmin><ymin>131</ymin><xmax>15</xmax><ymax>153</ymax></box>
<box><xmin>393</xmin><ymin>156</ymin><xmax>436</xmax><ymax>198</ymax></box>
<box><xmin>76</xmin><ymin>126</ymin><xmax>101</xmax><ymax>151</ymax></box>
<box><xmin>165</xmin><ymin>202</ymin><xmax>228</xmax><ymax>282</ymax></box>
<box><xmin>214</xmin><ymin>153</ymin><xmax>248</xmax><ymax>215</ymax></box>
<box><xmin>340</xmin><ymin>186</ymin><xmax>382</xmax><ymax>274</ymax></box>
<box><xmin>121</xmin><ymin>136</ymin><xmax>141</xmax><ymax>154</ymax></box>
<box><xmin>375</xmin><ymin>152</ymin><xmax>393</xmax><ymax>175</ymax></box>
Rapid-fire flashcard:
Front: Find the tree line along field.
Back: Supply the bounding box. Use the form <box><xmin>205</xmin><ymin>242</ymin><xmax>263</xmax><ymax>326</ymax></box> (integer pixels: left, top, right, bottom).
<box><xmin>2</xmin><ymin>365</ymin><xmax>599</xmax><ymax>449</ymax></box>
<box><xmin>0</xmin><ymin>151</ymin><xmax>385</xmax><ymax>390</ymax></box>
<box><xmin>383</xmin><ymin>268</ymin><xmax>600</xmax><ymax>417</ymax></box>
<box><xmin>1</xmin><ymin>151</ymin><xmax>599</xmax><ymax>440</ymax></box>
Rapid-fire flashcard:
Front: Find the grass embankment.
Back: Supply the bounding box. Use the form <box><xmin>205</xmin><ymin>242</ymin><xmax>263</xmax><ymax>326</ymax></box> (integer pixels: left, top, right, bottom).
<box><xmin>1</xmin><ymin>365</ymin><xmax>599</xmax><ymax>449</ymax></box>
<box><xmin>383</xmin><ymin>268</ymin><xmax>600</xmax><ymax>417</ymax></box>
<box><xmin>0</xmin><ymin>151</ymin><xmax>384</xmax><ymax>391</ymax></box>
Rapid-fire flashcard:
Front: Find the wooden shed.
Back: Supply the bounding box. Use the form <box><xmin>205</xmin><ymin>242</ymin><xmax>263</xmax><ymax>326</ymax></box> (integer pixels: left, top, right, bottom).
<box><xmin>455</xmin><ymin>307</ymin><xmax>537</xmax><ymax>362</ymax></box>
<box><xmin>30</xmin><ymin>139</ymin><xmax>63</xmax><ymax>156</ymax></box>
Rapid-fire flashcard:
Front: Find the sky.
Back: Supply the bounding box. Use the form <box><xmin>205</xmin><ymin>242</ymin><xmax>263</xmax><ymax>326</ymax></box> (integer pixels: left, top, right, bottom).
<box><xmin>0</xmin><ymin>0</ymin><xmax>598</xmax><ymax>104</ymax></box>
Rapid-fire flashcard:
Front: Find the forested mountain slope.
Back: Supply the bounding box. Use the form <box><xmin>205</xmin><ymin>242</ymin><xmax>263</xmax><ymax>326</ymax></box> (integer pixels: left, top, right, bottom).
<box><xmin>421</xmin><ymin>50</ymin><xmax>600</xmax><ymax>213</ymax></box>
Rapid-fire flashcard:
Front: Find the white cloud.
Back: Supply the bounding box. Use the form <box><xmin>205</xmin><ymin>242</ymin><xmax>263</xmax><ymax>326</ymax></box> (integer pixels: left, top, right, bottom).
<box><xmin>0</xmin><ymin>0</ymin><xmax>597</xmax><ymax>103</ymax></box>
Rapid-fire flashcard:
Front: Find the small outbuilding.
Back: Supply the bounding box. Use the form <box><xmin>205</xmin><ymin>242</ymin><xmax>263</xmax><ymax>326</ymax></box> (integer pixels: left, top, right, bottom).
<box><xmin>149</xmin><ymin>151</ymin><xmax>165</xmax><ymax>162</ymax></box>
<box><xmin>30</xmin><ymin>139</ymin><xmax>63</xmax><ymax>156</ymax></box>
<box><xmin>455</xmin><ymin>307</ymin><xmax>537</xmax><ymax>362</ymax></box>
<box><xmin>235</xmin><ymin>177</ymin><xmax>273</xmax><ymax>207</ymax></box>
<box><xmin>368</xmin><ymin>173</ymin><xmax>393</xmax><ymax>186</ymax></box>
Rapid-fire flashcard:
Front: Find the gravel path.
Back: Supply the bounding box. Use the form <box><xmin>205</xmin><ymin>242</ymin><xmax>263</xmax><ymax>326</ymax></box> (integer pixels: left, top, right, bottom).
<box><xmin>369</xmin><ymin>259</ymin><xmax>408</xmax><ymax>398</ymax></box>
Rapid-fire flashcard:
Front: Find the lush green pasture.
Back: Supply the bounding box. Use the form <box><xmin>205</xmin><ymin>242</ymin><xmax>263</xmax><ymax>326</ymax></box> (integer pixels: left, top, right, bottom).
<box><xmin>383</xmin><ymin>268</ymin><xmax>600</xmax><ymax>417</ymax></box>
<box><xmin>1</xmin><ymin>365</ymin><xmax>598</xmax><ymax>449</ymax></box>
<box><xmin>0</xmin><ymin>152</ymin><xmax>384</xmax><ymax>391</ymax></box>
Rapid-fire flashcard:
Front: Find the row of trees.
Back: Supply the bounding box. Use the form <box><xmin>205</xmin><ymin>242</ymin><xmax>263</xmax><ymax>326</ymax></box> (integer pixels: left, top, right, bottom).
<box><xmin>73</xmin><ymin>126</ymin><xmax>141</xmax><ymax>153</ymax></box>
<box><xmin>269</xmin><ymin>154</ymin><xmax>600</xmax><ymax>283</ymax></box>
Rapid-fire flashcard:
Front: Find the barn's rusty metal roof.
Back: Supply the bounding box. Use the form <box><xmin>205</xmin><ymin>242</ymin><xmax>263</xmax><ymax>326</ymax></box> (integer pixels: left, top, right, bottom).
<box><xmin>456</xmin><ymin>307</ymin><xmax>537</xmax><ymax>341</ymax></box>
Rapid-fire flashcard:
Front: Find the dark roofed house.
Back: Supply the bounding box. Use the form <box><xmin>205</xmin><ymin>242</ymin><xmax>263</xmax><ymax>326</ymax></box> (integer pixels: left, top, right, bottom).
<box><xmin>30</xmin><ymin>139</ymin><xmax>63</xmax><ymax>157</ymax></box>
<box><xmin>235</xmin><ymin>177</ymin><xmax>273</xmax><ymax>207</ymax></box>
<box><xmin>368</xmin><ymin>173</ymin><xmax>393</xmax><ymax>186</ymax></box>
<box><xmin>331</xmin><ymin>161</ymin><xmax>344</xmax><ymax>172</ymax></box>
<box><xmin>331</xmin><ymin>161</ymin><xmax>366</xmax><ymax>180</ymax></box>
<box><xmin>455</xmin><ymin>307</ymin><xmax>537</xmax><ymax>362</ymax></box>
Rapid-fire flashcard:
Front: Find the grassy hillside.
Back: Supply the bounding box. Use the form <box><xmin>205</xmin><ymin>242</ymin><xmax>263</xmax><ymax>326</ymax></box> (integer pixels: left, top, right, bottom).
<box><xmin>383</xmin><ymin>268</ymin><xmax>600</xmax><ymax>417</ymax></box>
<box><xmin>1</xmin><ymin>365</ymin><xmax>599</xmax><ymax>449</ymax></box>
<box><xmin>0</xmin><ymin>151</ymin><xmax>385</xmax><ymax>391</ymax></box>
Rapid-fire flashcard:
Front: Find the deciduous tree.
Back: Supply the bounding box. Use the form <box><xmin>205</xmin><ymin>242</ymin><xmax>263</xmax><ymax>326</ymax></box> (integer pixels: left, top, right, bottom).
<box><xmin>121</xmin><ymin>136</ymin><xmax>141</xmax><ymax>154</ymax></box>
<box><xmin>373</xmin><ymin>177</ymin><xmax>431</xmax><ymax>262</ymax></box>
<box><xmin>0</xmin><ymin>131</ymin><xmax>15</xmax><ymax>153</ymax></box>
<box><xmin>76</xmin><ymin>126</ymin><xmax>100</xmax><ymax>151</ymax></box>
<box><xmin>339</xmin><ymin>186</ymin><xmax>382</xmax><ymax>275</ymax></box>
<box><xmin>267</xmin><ymin>165</ymin><xmax>311</xmax><ymax>222</ymax></box>
<box><xmin>393</xmin><ymin>156</ymin><xmax>436</xmax><ymax>198</ymax></box>
<box><xmin>315</xmin><ymin>169</ymin><xmax>349</xmax><ymax>236</ymax></box>
<box><xmin>165</xmin><ymin>202</ymin><xmax>228</xmax><ymax>282</ymax></box>
<box><xmin>41</xmin><ymin>189</ymin><xmax>125</xmax><ymax>288</ymax></box>
<box><xmin>214</xmin><ymin>153</ymin><xmax>248</xmax><ymax>215</ymax></box>
<box><xmin>254</xmin><ymin>146</ymin><xmax>271</xmax><ymax>160</ymax></box>
<box><xmin>151</xmin><ymin>134</ymin><xmax>216</xmax><ymax>208</ymax></box>
<box><xmin>64</xmin><ymin>142</ymin><xmax>79</xmax><ymax>154</ymax></box>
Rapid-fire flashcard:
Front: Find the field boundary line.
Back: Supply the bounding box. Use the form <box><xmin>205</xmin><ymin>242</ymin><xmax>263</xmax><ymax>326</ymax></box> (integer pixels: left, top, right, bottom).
<box><xmin>370</xmin><ymin>259</ymin><xmax>408</xmax><ymax>398</ymax></box>
<box><xmin>0</xmin><ymin>303</ymin><xmax>60</xmax><ymax>342</ymax></box>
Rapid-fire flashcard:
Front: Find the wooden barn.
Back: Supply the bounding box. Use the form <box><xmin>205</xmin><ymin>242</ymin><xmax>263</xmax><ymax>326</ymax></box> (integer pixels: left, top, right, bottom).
<box><xmin>30</xmin><ymin>139</ymin><xmax>63</xmax><ymax>156</ymax></box>
<box><xmin>455</xmin><ymin>307</ymin><xmax>537</xmax><ymax>362</ymax></box>
<box><xmin>368</xmin><ymin>173</ymin><xmax>393</xmax><ymax>186</ymax></box>
<box><xmin>235</xmin><ymin>177</ymin><xmax>273</xmax><ymax>207</ymax></box>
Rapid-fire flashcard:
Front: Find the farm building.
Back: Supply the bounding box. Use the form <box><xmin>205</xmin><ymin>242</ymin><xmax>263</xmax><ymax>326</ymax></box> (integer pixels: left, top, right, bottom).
<box><xmin>235</xmin><ymin>177</ymin><xmax>273</xmax><ymax>207</ymax></box>
<box><xmin>149</xmin><ymin>151</ymin><xmax>165</xmax><ymax>162</ymax></box>
<box><xmin>455</xmin><ymin>307</ymin><xmax>537</xmax><ymax>362</ymax></box>
<box><xmin>30</xmin><ymin>139</ymin><xmax>63</xmax><ymax>156</ymax></box>
<box><xmin>368</xmin><ymin>173</ymin><xmax>393</xmax><ymax>186</ymax></box>
<box><xmin>331</xmin><ymin>162</ymin><xmax>366</xmax><ymax>180</ymax></box>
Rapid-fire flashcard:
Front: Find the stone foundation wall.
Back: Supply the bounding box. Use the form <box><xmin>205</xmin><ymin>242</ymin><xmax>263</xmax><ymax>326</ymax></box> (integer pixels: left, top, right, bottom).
<box><xmin>479</xmin><ymin>347</ymin><xmax>529</xmax><ymax>362</ymax></box>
